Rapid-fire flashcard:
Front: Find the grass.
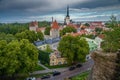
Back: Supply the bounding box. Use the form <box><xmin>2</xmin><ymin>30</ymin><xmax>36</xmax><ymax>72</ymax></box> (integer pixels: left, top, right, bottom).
<box><xmin>71</xmin><ymin>71</ymin><xmax>90</xmax><ymax>80</ymax></box>
<box><xmin>34</xmin><ymin>65</ymin><xmax>45</xmax><ymax>71</ymax></box>
<box><xmin>45</xmin><ymin>64</ymin><xmax>69</xmax><ymax>69</ymax></box>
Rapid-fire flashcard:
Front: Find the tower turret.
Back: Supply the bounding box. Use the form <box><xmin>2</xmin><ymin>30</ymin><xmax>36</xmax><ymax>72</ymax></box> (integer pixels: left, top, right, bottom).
<box><xmin>64</xmin><ymin>5</ymin><xmax>70</xmax><ymax>25</ymax></box>
<box><xmin>66</xmin><ymin>5</ymin><xmax>70</xmax><ymax>17</ymax></box>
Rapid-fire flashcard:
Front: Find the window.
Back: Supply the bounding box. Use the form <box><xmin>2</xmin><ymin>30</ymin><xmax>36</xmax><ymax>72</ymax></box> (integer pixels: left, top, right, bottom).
<box><xmin>58</xmin><ymin>62</ymin><xmax>61</xmax><ymax>65</ymax></box>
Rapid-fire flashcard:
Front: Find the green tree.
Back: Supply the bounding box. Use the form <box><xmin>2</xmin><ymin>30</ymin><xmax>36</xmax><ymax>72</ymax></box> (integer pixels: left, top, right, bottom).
<box><xmin>107</xmin><ymin>15</ymin><xmax>118</xmax><ymax>28</ymax></box>
<box><xmin>58</xmin><ymin>35</ymin><xmax>89</xmax><ymax>65</ymax></box>
<box><xmin>101</xmin><ymin>28</ymin><xmax>120</xmax><ymax>52</ymax></box>
<box><xmin>44</xmin><ymin>44</ymin><xmax>53</xmax><ymax>53</ymax></box>
<box><xmin>101</xmin><ymin>15</ymin><xmax>120</xmax><ymax>53</ymax></box>
<box><xmin>0</xmin><ymin>33</ymin><xmax>16</xmax><ymax>42</ymax></box>
<box><xmin>15</xmin><ymin>30</ymin><xmax>38</xmax><ymax>43</ymax></box>
<box><xmin>38</xmin><ymin>21</ymin><xmax>50</xmax><ymax>27</ymax></box>
<box><xmin>44</xmin><ymin>27</ymin><xmax>51</xmax><ymax>35</ymax></box>
<box><xmin>84</xmin><ymin>23</ymin><xmax>90</xmax><ymax>27</ymax></box>
<box><xmin>60</xmin><ymin>26</ymin><xmax>77</xmax><ymax>36</ymax></box>
<box><xmin>95</xmin><ymin>27</ymin><xmax>103</xmax><ymax>35</ymax></box>
<box><xmin>38</xmin><ymin>50</ymin><xmax>50</xmax><ymax>65</ymax></box>
<box><xmin>0</xmin><ymin>23</ymin><xmax>28</xmax><ymax>34</ymax></box>
<box><xmin>37</xmin><ymin>31</ymin><xmax>44</xmax><ymax>40</ymax></box>
<box><xmin>0</xmin><ymin>39</ymin><xmax>38</xmax><ymax>80</ymax></box>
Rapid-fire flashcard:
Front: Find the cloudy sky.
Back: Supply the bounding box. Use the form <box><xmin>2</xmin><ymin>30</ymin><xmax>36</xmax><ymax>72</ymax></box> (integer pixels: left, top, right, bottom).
<box><xmin>0</xmin><ymin>0</ymin><xmax>120</xmax><ymax>23</ymax></box>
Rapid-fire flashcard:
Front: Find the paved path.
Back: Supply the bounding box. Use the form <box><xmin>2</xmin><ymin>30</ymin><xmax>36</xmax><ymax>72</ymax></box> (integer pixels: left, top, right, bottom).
<box><xmin>31</xmin><ymin>59</ymin><xmax>94</xmax><ymax>80</ymax></box>
<box><xmin>30</xmin><ymin>67</ymin><xmax>68</xmax><ymax>75</ymax></box>
<box><xmin>38</xmin><ymin>63</ymin><xmax>50</xmax><ymax>70</ymax></box>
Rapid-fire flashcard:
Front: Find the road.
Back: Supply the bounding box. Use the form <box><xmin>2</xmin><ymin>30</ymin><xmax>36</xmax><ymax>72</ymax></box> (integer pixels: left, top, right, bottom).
<box><xmin>36</xmin><ymin>59</ymin><xmax>94</xmax><ymax>80</ymax></box>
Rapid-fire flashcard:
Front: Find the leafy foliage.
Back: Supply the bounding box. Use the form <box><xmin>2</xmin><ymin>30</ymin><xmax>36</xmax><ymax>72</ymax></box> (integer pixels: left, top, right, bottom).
<box><xmin>38</xmin><ymin>50</ymin><xmax>50</xmax><ymax>65</ymax></box>
<box><xmin>15</xmin><ymin>30</ymin><xmax>38</xmax><ymax>43</ymax></box>
<box><xmin>84</xmin><ymin>23</ymin><xmax>90</xmax><ymax>27</ymax></box>
<box><xmin>44</xmin><ymin>27</ymin><xmax>51</xmax><ymax>35</ymax></box>
<box><xmin>37</xmin><ymin>31</ymin><xmax>44</xmax><ymax>41</ymax></box>
<box><xmin>0</xmin><ymin>23</ymin><xmax>28</xmax><ymax>34</ymax></box>
<box><xmin>38</xmin><ymin>21</ymin><xmax>50</xmax><ymax>27</ymax></box>
<box><xmin>60</xmin><ymin>26</ymin><xmax>77</xmax><ymax>36</ymax></box>
<box><xmin>95</xmin><ymin>27</ymin><xmax>103</xmax><ymax>34</ymax></box>
<box><xmin>0</xmin><ymin>33</ymin><xmax>16</xmax><ymax>42</ymax></box>
<box><xmin>44</xmin><ymin>45</ymin><xmax>53</xmax><ymax>53</ymax></box>
<box><xmin>0</xmin><ymin>39</ymin><xmax>38</xmax><ymax>79</ymax></box>
<box><xmin>101</xmin><ymin>28</ymin><xmax>120</xmax><ymax>52</ymax></box>
<box><xmin>101</xmin><ymin>15</ymin><xmax>120</xmax><ymax>53</ymax></box>
<box><xmin>58</xmin><ymin>35</ymin><xmax>89</xmax><ymax>65</ymax></box>
<box><xmin>106</xmin><ymin>15</ymin><xmax>118</xmax><ymax>28</ymax></box>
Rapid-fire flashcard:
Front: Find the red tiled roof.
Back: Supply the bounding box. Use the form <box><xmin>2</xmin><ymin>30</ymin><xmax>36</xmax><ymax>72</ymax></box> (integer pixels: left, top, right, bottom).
<box><xmin>51</xmin><ymin>20</ymin><xmax>59</xmax><ymax>29</ymax></box>
<box><xmin>67</xmin><ymin>23</ymin><xmax>78</xmax><ymax>29</ymax></box>
<box><xmin>65</xmin><ymin>30</ymin><xmax>88</xmax><ymax>37</ymax></box>
<box><xmin>91</xmin><ymin>22</ymin><xmax>102</xmax><ymax>25</ymax></box>
<box><xmin>98</xmin><ymin>34</ymin><xmax>105</xmax><ymax>39</ymax></box>
<box><xmin>30</xmin><ymin>21</ymin><xmax>38</xmax><ymax>27</ymax></box>
<box><xmin>36</xmin><ymin>27</ymin><xmax>45</xmax><ymax>32</ymax></box>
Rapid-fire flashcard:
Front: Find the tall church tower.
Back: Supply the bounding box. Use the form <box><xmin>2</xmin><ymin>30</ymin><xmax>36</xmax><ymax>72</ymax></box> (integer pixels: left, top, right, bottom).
<box><xmin>64</xmin><ymin>6</ymin><xmax>70</xmax><ymax>25</ymax></box>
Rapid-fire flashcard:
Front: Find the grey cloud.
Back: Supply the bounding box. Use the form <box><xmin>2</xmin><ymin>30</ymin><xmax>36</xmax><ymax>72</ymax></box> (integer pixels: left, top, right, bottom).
<box><xmin>72</xmin><ymin>0</ymin><xmax>120</xmax><ymax>9</ymax></box>
<box><xmin>0</xmin><ymin>0</ymin><xmax>90</xmax><ymax>12</ymax></box>
<box><xmin>0</xmin><ymin>0</ymin><xmax>120</xmax><ymax>12</ymax></box>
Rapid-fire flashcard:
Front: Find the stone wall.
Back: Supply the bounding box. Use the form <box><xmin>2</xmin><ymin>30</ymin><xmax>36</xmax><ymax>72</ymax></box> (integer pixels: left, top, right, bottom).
<box><xmin>89</xmin><ymin>51</ymin><xmax>117</xmax><ymax>80</ymax></box>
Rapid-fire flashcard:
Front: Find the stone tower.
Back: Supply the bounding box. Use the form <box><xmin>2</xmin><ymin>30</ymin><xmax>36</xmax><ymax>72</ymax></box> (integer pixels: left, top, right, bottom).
<box><xmin>64</xmin><ymin>6</ymin><xmax>70</xmax><ymax>25</ymax></box>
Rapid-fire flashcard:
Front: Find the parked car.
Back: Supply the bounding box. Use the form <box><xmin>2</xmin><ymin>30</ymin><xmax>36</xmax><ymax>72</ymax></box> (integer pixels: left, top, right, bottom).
<box><xmin>52</xmin><ymin>71</ymin><xmax>61</xmax><ymax>76</ymax></box>
<box><xmin>69</xmin><ymin>66</ymin><xmax>76</xmax><ymax>71</ymax></box>
<box><xmin>41</xmin><ymin>75</ymin><xmax>51</xmax><ymax>79</ymax></box>
<box><xmin>26</xmin><ymin>77</ymin><xmax>36</xmax><ymax>80</ymax></box>
<box><xmin>76</xmin><ymin>64</ymin><xmax>82</xmax><ymax>68</ymax></box>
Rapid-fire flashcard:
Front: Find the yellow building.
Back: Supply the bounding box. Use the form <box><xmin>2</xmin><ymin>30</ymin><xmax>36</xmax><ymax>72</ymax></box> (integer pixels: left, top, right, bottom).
<box><xmin>50</xmin><ymin>51</ymin><xmax>67</xmax><ymax>66</ymax></box>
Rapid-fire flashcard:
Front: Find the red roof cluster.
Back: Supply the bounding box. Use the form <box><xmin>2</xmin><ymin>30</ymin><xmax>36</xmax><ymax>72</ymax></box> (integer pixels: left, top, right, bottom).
<box><xmin>98</xmin><ymin>34</ymin><xmax>105</xmax><ymax>39</ymax></box>
<box><xmin>66</xmin><ymin>30</ymin><xmax>88</xmax><ymax>37</ymax></box>
<box><xmin>36</xmin><ymin>27</ymin><xmax>45</xmax><ymax>32</ymax></box>
<box><xmin>30</xmin><ymin>21</ymin><xmax>38</xmax><ymax>27</ymax></box>
<box><xmin>51</xmin><ymin>20</ymin><xmax>59</xmax><ymax>29</ymax></box>
<box><xmin>67</xmin><ymin>23</ymin><xmax>79</xmax><ymax>29</ymax></box>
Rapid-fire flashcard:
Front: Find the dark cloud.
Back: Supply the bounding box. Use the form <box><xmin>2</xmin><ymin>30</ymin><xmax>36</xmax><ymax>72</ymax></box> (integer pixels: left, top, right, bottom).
<box><xmin>72</xmin><ymin>0</ymin><xmax>120</xmax><ymax>9</ymax></box>
<box><xmin>0</xmin><ymin>0</ymin><xmax>120</xmax><ymax>23</ymax></box>
<box><xmin>0</xmin><ymin>0</ymin><xmax>120</xmax><ymax>12</ymax></box>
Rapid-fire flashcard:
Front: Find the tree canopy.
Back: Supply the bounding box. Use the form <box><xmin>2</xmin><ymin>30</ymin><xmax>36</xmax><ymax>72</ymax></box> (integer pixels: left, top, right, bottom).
<box><xmin>37</xmin><ymin>31</ymin><xmax>44</xmax><ymax>41</ymax></box>
<box><xmin>60</xmin><ymin>26</ymin><xmax>77</xmax><ymax>36</ymax></box>
<box><xmin>44</xmin><ymin>27</ymin><xmax>51</xmax><ymax>35</ymax></box>
<box><xmin>0</xmin><ymin>23</ymin><xmax>28</xmax><ymax>34</ymax></box>
<box><xmin>15</xmin><ymin>30</ymin><xmax>44</xmax><ymax>43</ymax></box>
<box><xmin>58</xmin><ymin>35</ymin><xmax>89</xmax><ymax>65</ymax></box>
<box><xmin>0</xmin><ymin>33</ymin><xmax>16</xmax><ymax>42</ymax></box>
<box><xmin>38</xmin><ymin>50</ymin><xmax>50</xmax><ymax>65</ymax></box>
<box><xmin>106</xmin><ymin>15</ymin><xmax>118</xmax><ymax>28</ymax></box>
<box><xmin>0</xmin><ymin>39</ymin><xmax>38</xmax><ymax>79</ymax></box>
<box><xmin>44</xmin><ymin>44</ymin><xmax>53</xmax><ymax>53</ymax></box>
<box><xmin>101</xmin><ymin>15</ymin><xmax>120</xmax><ymax>53</ymax></box>
<box><xmin>38</xmin><ymin>21</ymin><xmax>50</xmax><ymax>27</ymax></box>
<box><xmin>101</xmin><ymin>28</ymin><xmax>120</xmax><ymax>52</ymax></box>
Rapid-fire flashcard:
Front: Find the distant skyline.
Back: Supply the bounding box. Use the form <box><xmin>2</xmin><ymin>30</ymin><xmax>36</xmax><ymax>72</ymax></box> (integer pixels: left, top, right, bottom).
<box><xmin>0</xmin><ymin>0</ymin><xmax>120</xmax><ymax>23</ymax></box>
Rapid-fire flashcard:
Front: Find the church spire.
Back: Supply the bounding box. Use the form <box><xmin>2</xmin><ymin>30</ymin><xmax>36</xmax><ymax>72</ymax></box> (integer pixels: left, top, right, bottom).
<box><xmin>66</xmin><ymin>5</ymin><xmax>69</xmax><ymax>17</ymax></box>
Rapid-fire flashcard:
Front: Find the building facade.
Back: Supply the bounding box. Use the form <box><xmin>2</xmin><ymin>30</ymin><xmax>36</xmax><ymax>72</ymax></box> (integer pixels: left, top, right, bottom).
<box><xmin>49</xmin><ymin>51</ymin><xmax>67</xmax><ymax>66</ymax></box>
<box><xmin>64</xmin><ymin>6</ymin><xmax>70</xmax><ymax>25</ymax></box>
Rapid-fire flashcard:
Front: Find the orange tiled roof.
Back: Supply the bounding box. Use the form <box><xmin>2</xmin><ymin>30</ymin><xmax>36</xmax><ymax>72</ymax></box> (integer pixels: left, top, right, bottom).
<box><xmin>67</xmin><ymin>23</ymin><xmax>78</xmax><ymax>29</ymax></box>
<box><xmin>65</xmin><ymin>30</ymin><xmax>88</xmax><ymax>37</ymax></box>
<box><xmin>36</xmin><ymin>27</ymin><xmax>45</xmax><ymax>32</ymax></box>
<box><xmin>30</xmin><ymin>21</ymin><xmax>38</xmax><ymax>27</ymax></box>
<box><xmin>51</xmin><ymin>20</ymin><xmax>59</xmax><ymax>29</ymax></box>
<box><xmin>98</xmin><ymin>34</ymin><xmax>105</xmax><ymax>39</ymax></box>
